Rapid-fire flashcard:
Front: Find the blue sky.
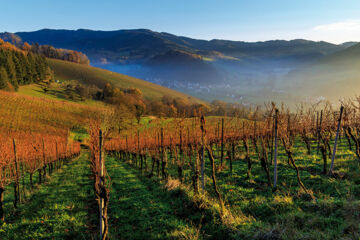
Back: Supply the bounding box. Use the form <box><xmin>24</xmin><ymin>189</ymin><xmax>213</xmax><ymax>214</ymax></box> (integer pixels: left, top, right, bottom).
<box><xmin>1</xmin><ymin>0</ymin><xmax>360</xmax><ymax>43</ymax></box>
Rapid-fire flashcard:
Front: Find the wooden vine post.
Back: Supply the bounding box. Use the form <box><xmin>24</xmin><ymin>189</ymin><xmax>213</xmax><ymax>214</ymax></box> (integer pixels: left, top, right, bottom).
<box><xmin>328</xmin><ymin>106</ymin><xmax>344</xmax><ymax>175</ymax></box>
<box><xmin>317</xmin><ymin>110</ymin><xmax>323</xmax><ymax>154</ymax></box>
<box><xmin>55</xmin><ymin>141</ymin><xmax>59</xmax><ymax>170</ymax></box>
<box><xmin>200</xmin><ymin>116</ymin><xmax>206</xmax><ymax>193</ymax></box>
<box><xmin>161</xmin><ymin>128</ymin><xmax>167</xmax><ymax>180</ymax></box>
<box><xmin>99</xmin><ymin>129</ymin><xmax>105</xmax><ymax>240</ymax></box>
<box><xmin>0</xmin><ymin>186</ymin><xmax>4</xmax><ymax>223</ymax></box>
<box><xmin>273</xmin><ymin>109</ymin><xmax>279</xmax><ymax>190</ymax></box>
<box><xmin>137</xmin><ymin>130</ymin><xmax>141</xmax><ymax>170</ymax></box>
<box><xmin>13</xmin><ymin>139</ymin><xmax>20</xmax><ymax>208</ymax></box>
<box><xmin>178</xmin><ymin>128</ymin><xmax>183</xmax><ymax>183</ymax></box>
<box><xmin>220</xmin><ymin>118</ymin><xmax>224</xmax><ymax>165</ymax></box>
<box><xmin>270</xmin><ymin>116</ymin><xmax>275</xmax><ymax>165</ymax></box>
<box><xmin>125</xmin><ymin>135</ymin><xmax>128</xmax><ymax>161</ymax></box>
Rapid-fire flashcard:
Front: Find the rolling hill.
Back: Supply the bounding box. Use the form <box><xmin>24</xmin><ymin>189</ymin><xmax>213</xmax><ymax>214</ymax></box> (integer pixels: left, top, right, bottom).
<box><xmin>6</xmin><ymin>29</ymin><xmax>353</xmax><ymax>64</ymax></box>
<box><xmin>285</xmin><ymin>42</ymin><xmax>360</xmax><ymax>102</ymax></box>
<box><xmin>47</xmin><ymin>58</ymin><xmax>205</xmax><ymax>104</ymax></box>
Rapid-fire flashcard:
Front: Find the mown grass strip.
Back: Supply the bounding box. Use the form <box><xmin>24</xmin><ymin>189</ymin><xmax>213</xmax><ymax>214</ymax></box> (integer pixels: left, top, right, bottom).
<box><xmin>0</xmin><ymin>152</ymin><xmax>95</xmax><ymax>240</ymax></box>
<box><xmin>106</xmin><ymin>155</ymin><xmax>237</xmax><ymax>240</ymax></box>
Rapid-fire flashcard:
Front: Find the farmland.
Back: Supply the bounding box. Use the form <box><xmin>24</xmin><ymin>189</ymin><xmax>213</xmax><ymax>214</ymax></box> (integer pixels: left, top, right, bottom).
<box><xmin>0</xmin><ymin>27</ymin><xmax>359</xmax><ymax>240</ymax></box>
<box><xmin>1</xmin><ymin>80</ymin><xmax>360</xmax><ymax>240</ymax></box>
<box><xmin>100</xmin><ymin>102</ymin><xmax>360</xmax><ymax>239</ymax></box>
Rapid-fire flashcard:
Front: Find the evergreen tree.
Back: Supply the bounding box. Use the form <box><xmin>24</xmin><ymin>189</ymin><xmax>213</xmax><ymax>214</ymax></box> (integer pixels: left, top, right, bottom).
<box><xmin>0</xmin><ymin>66</ymin><xmax>9</xmax><ymax>89</ymax></box>
<box><xmin>26</xmin><ymin>52</ymin><xmax>37</xmax><ymax>83</ymax></box>
<box><xmin>0</xmin><ymin>40</ymin><xmax>51</xmax><ymax>89</ymax></box>
<box><xmin>13</xmin><ymin>52</ymin><xmax>25</xmax><ymax>85</ymax></box>
<box><xmin>4</xmin><ymin>52</ymin><xmax>18</xmax><ymax>90</ymax></box>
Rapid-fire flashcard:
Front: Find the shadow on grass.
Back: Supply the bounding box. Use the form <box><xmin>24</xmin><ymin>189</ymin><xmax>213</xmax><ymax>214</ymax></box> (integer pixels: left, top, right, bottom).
<box><xmin>0</xmin><ymin>152</ymin><xmax>96</xmax><ymax>240</ymax></box>
<box><xmin>106</xmin><ymin>156</ymin><xmax>235</xmax><ymax>240</ymax></box>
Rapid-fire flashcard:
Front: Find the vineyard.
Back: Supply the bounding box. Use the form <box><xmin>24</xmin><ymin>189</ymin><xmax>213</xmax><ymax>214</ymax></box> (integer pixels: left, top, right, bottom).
<box><xmin>100</xmin><ymin>101</ymin><xmax>360</xmax><ymax>239</ymax></box>
<box><xmin>0</xmin><ymin>90</ymin><xmax>100</xmax><ymax>238</ymax></box>
<box><xmin>1</xmin><ymin>87</ymin><xmax>360</xmax><ymax>239</ymax></box>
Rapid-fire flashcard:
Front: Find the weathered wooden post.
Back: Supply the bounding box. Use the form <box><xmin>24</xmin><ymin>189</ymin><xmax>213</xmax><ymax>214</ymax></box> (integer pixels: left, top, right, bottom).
<box><xmin>13</xmin><ymin>139</ymin><xmax>20</xmax><ymax>208</ymax></box>
<box><xmin>20</xmin><ymin>156</ymin><xmax>25</xmax><ymax>203</ymax></box>
<box><xmin>161</xmin><ymin>128</ymin><xmax>167</xmax><ymax>179</ymax></box>
<box><xmin>125</xmin><ymin>135</ymin><xmax>129</xmax><ymax>162</ymax></box>
<box><xmin>55</xmin><ymin>141</ymin><xmax>59</xmax><ymax>170</ymax></box>
<box><xmin>273</xmin><ymin>109</ymin><xmax>279</xmax><ymax>190</ymax></box>
<box><xmin>328</xmin><ymin>106</ymin><xmax>344</xmax><ymax>175</ymax></box>
<box><xmin>178</xmin><ymin>128</ymin><xmax>183</xmax><ymax>183</ymax></box>
<box><xmin>0</xmin><ymin>186</ymin><xmax>4</xmax><ymax>223</ymax></box>
<box><xmin>137</xmin><ymin>130</ymin><xmax>141</xmax><ymax>170</ymax></box>
<box><xmin>270</xmin><ymin>116</ymin><xmax>275</xmax><ymax>165</ymax></box>
<box><xmin>200</xmin><ymin>116</ymin><xmax>206</xmax><ymax>192</ymax></box>
<box><xmin>220</xmin><ymin>118</ymin><xmax>224</xmax><ymax>165</ymax></box>
<box><xmin>42</xmin><ymin>138</ymin><xmax>47</xmax><ymax>179</ymax></box>
<box><xmin>99</xmin><ymin>129</ymin><xmax>105</xmax><ymax>240</ymax></box>
<box><xmin>317</xmin><ymin>110</ymin><xmax>323</xmax><ymax>154</ymax></box>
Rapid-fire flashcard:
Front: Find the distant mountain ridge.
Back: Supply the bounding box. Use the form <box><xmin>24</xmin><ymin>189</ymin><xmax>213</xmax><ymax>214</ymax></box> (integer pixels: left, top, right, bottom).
<box><xmin>2</xmin><ymin>29</ymin><xmax>354</xmax><ymax>64</ymax></box>
<box><xmin>1</xmin><ymin>28</ymin><xmax>359</xmax><ymax>104</ymax></box>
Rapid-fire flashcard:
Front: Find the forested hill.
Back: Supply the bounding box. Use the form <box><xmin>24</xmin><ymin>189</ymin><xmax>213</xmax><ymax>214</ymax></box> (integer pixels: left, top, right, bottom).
<box><xmin>0</xmin><ymin>39</ymin><xmax>52</xmax><ymax>90</ymax></box>
<box><xmin>0</xmin><ymin>32</ymin><xmax>89</xmax><ymax>65</ymax></box>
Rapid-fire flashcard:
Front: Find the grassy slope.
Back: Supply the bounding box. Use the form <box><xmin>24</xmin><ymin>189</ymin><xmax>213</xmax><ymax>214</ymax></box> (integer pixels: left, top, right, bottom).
<box><xmin>106</xmin><ymin>156</ymin><xmax>200</xmax><ymax>239</ymax></box>
<box><xmin>18</xmin><ymin>83</ymin><xmax>106</xmax><ymax>107</ymax></box>
<box><xmin>106</xmin><ymin>155</ymin><xmax>234</xmax><ymax>239</ymax></box>
<box><xmin>210</xmin><ymin>138</ymin><xmax>360</xmax><ymax>239</ymax></box>
<box><xmin>0</xmin><ymin>89</ymin><xmax>102</xmax><ymax>135</ymax></box>
<box><xmin>116</xmin><ymin>116</ymin><xmax>360</xmax><ymax>239</ymax></box>
<box><xmin>169</xmin><ymin>137</ymin><xmax>360</xmax><ymax>239</ymax></box>
<box><xmin>48</xmin><ymin>58</ymin><xmax>206</xmax><ymax>104</ymax></box>
<box><xmin>0</xmin><ymin>152</ymin><xmax>96</xmax><ymax>240</ymax></box>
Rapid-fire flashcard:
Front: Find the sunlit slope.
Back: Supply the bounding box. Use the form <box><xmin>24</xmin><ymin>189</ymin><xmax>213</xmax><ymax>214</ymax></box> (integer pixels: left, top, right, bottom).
<box><xmin>0</xmin><ymin>90</ymin><xmax>102</xmax><ymax>134</ymax></box>
<box><xmin>48</xmin><ymin>58</ymin><xmax>205</xmax><ymax>104</ymax></box>
<box><xmin>286</xmin><ymin>43</ymin><xmax>360</xmax><ymax>101</ymax></box>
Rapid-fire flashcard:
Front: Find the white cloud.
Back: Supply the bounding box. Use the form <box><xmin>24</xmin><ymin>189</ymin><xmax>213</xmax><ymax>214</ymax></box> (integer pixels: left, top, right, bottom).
<box><xmin>304</xmin><ymin>19</ymin><xmax>360</xmax><ymax>44</ymax></box>
<box><xmin>314</xmin><ymin>19</ymin><xmax>360</xmax><ymax>31</ymax></box>
<box><xmin>214</xmin><ymin>19</ymin><xmax>360</xmax><ymax>44</ymax></box>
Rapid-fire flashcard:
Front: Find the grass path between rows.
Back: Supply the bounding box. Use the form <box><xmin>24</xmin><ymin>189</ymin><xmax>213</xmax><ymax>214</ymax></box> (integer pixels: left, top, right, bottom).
<box><xmin>0</xmin><ymin>151</ymin><xmax>96</xmax><ymax>240</ymax></box>
<box><xmin>106</xmin><ymin>156</ymin><xmax>217</xmax><ymax>240</ymax></box>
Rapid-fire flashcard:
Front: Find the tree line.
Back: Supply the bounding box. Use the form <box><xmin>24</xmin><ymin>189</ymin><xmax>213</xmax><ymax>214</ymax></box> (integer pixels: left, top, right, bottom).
<box><xmin>0</xmin><ymin>39</ymin><xmax>52</xmax><ymax>90</ymax></box>
<box><xmin>23</xmin><ymin>42</ymin><xmax>90</xmax><ymax>65</ymax></box>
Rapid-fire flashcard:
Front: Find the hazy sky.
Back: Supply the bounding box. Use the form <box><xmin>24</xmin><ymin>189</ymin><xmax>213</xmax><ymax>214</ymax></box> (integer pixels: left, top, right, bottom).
<box><xmin>2</xmin><ymin>0</ymin><xmax>360</xmax><ymax>44</ymax></box>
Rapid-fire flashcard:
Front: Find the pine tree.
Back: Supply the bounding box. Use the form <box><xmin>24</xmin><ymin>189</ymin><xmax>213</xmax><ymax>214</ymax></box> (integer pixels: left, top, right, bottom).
<box><xmin>26</xmin><ymin>52</ymin><xmax>36</xmax><ymax>83</ymax></box>
<box><xmin>13</xmin><ymin>52</ymin><xmax>25</xmax><ymax>85</ymax></box>
<box><xmin>0</xmin><ymin>67</ymin><xmax>9</xmax><ymax>89</ymax></box>
<box><xmin>5</xmin><ymin>53</ymin><xmax>18</xmax><ymax>90</ymax></box>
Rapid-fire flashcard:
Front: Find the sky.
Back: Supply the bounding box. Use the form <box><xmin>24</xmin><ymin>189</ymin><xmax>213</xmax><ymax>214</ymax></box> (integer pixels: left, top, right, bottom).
<box><xmin>1</xmin><ymin>0</ymin><xmax>360</xmax><ymax>44</ymax></box>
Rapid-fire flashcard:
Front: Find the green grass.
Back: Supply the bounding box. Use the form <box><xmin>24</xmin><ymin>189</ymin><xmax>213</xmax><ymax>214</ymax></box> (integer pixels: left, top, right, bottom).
<box><xmin>0</xmin><ymin>152</ymin><xmax>96</xmax><ymax>240</ymax></box>
<box><xmin>209</xmin><ymin>138</ymin><xmax>360</xmax><ymax>239</ymax></box>
<box><xmin>1</xmin><ymin>135</ymin><xmax>359</xmax><ymax>239</ymax></box>
<box><xmin>122</xmin><ymin>136</ymin><xmax>360</xmax><ymax>239</ymax></box>
<box><xmin>18</xmin><ymin>83</ymin><xmax>106</xmax><ymax>107</ymax></box>
<box><xmin>106</xmin><ymin>155</ymin><xmax>234</xmax><ymax>239</ymax></box>
<box><xmin>48</xmin><ymin>58</ymin><xmax>205</xmax><ymax>104</ymax></box>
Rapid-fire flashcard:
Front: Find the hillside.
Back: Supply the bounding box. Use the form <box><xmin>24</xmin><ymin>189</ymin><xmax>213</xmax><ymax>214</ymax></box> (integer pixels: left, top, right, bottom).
<box><xmin>285</xmin><ymin>42</ymin><xmax>360</xmax><ymax>101</ymax></box>
<box><xmin>47</xmin><ymin>58</ymin><xmax>205</xmax><ymax>104</ymax></box>
<box><xmin>3</xmin><ymin>28</ymin><xmax>357</xmax><ymax>104</ymax></box>
<box><xmin>7</xmin><ymin>29</ymin><xmax>352</xmax><ymax>63</ymax></box>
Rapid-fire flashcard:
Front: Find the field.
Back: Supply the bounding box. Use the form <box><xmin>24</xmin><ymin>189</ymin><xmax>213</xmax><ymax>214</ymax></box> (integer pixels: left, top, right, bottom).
<box><xmin>102</xmin><ymin>132</ymin><xmax>360</xmax><ymax>239</ymax></box>
<box><xmin>17</xmin><ymin>84</ymin><xmax>106</xmax><ymax>107</ymax></box>
<box><xmin>100</xmin><ymin>106</ymin><xmax>360</xmax><ymax>239</ymax></box>
<box><xmin>1</xmin><ymin>82</ymin><xmax>360</xmax><ymax>240</ymax></box>
<box><xmin>48</xmin><ymin>59</ymin><xmax>205</xmax><ymax>104</ymax></box>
